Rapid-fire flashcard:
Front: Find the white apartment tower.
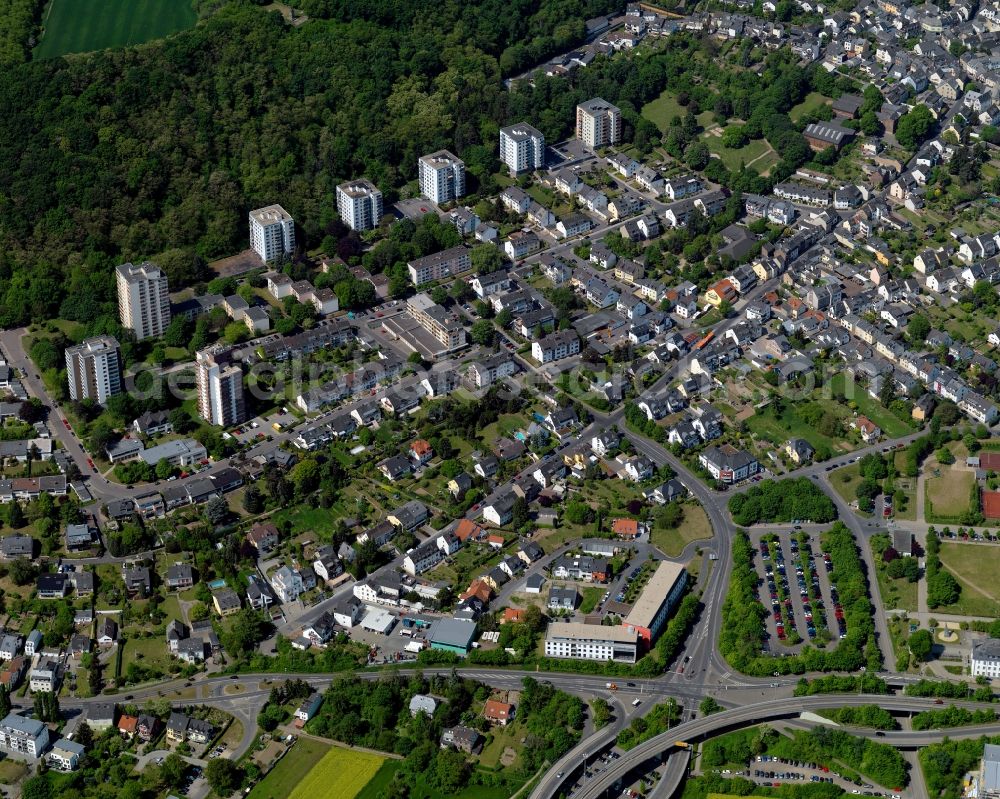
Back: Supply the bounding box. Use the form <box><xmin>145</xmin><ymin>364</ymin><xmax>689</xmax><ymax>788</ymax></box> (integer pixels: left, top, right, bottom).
<box><xmin>418</xmin><ymin>150</ymin><xmax>465</xmax><ymax>205</ymax></box>
<box><xmin>336</xmin><ymin>179</ymin><xmax>383</xmax><ymax>232</ymax></box>
<box><xmin>499</xmin><ymin>123</ymin><xmax>545</xmax><ymax>174</ymax></box>
<box><xmin>65</xmin><ymin>336</ymin><xmax>124</xmax><ymax>406</ymax></box>
<box><xmin>249</xmin><ymin>204</ymin><xmax>296</xmax><ymax>263</ymax></box>
<box><xmin>196</xmin><ymin>347</ymin><xmax>246</xmax><ymax>428</ymax></box>
<box><xmin>576</xmin><ymin>98</ymin><xmax>622</xmax><ymax>149</ymax></box>
<box><xmin>116</xmin><ymin>262</ymin><xmax>171</xmax><ymax>341</ymax></box>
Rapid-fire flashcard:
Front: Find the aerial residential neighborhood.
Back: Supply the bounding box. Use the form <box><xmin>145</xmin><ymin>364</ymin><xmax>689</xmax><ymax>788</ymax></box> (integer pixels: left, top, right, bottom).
<box><xmin>11</xmin><ymin>1</ymin><xmax>1000</xmax><ymax>799</ymax></box>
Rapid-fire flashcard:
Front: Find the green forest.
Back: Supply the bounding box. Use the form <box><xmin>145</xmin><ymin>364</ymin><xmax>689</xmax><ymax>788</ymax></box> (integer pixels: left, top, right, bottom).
<box><xmin>0</xmin><ymin>0</ymin><xmax>852</xmax><ymax>332</ymax></box>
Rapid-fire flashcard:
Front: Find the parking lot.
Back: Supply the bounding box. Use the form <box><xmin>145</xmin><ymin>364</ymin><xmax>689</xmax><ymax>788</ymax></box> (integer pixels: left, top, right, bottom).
<box><xmin>753</xmin><ymin>531</ymin><xmax>846</xmax><ymax>652</ymax></box>
<box><xmin>716</xmin><ymin>756</ymin><xmax>900</xmax><ymax>797</ymax></box>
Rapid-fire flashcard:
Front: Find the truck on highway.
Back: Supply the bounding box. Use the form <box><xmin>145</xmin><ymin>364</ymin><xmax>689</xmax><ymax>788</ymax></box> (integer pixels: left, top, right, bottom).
<box><xmin>606</xmin><ymin>682</ymin><xmax>618</xmax><ymax>690</ymax></box>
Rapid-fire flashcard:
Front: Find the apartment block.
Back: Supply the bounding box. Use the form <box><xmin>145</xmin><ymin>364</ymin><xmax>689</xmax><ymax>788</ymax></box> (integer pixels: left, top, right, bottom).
<box><xmin>249</xmin><ymin>204</ymin><xmax>296</xmax><ymax>263</ymax></box>
<box><xmin>0</xmin><ymin>713</ymin><xmax>49</xmax><ymax>759</ymax></box>
<box><xmin>196</xmin><ymin>346</ymin><xmax>246</xmax><ymax>428</ymax></box>
<box><xmin>65</xmin><ymin>336</ymin><xmax>123</xmax><ymax>406</ymax></box>
<box><xmin>406</xmin><ymin>293</ymin><xmax>467</xmax><ymax>352</ymax></box>
<box><xmin>576</xmin><ymin>98</ymin><xmax>622</xmax><ymax>148</ymax></box>
<box><xmin>407</xmin><ymin>245</ymin><xmax>471</xmax><ymax>286</ymax></box>
<box><xmin>418</xmin><ymin>150</ymin><xmax>465</xmax><ymax>204</ymax></box>
<box><xmin>336</xmin><ymin>179</ymin><xmax>383</xmax><ymax>232</ymax></box>
<box><xmin>499</xmin><ymin>123</ymin><xmax>545</xmax><ymax>174</ymax></box>
<box><xmin>116</xmin><ymin>262</ymin><xmax>170</xmax><ymax>341</ymax></box>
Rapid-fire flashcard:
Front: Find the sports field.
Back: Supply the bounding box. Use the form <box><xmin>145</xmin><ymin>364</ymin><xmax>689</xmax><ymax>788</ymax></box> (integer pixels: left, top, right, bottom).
<box><xmin>35</xmin><ymin>0</ymin><xmax>196</xmax><ymax>59</ymax></box>
<box><xmin>288</xmin><ymin>746</ymin><xmax>386</xmax><ymax>799</ymax></box>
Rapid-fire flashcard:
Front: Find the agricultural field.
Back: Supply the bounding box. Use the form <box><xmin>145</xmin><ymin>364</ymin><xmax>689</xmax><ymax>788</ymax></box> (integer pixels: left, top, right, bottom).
<box><xmin>938</xmin><ymin>542</ymin><xmax>1000</xmax><ymax>617</ymax></box>
<box><xmin>249</xmin><ymin>739</ymin><xmax>331</xmax><ymax>799</ymax></box>
<box><xmin>35</xmin><ymin>0</ymin><xmax>197</xmax><ymax>59</ymax></box>
<box><xmin>288</xmin><ymin>746</ymin><xmax>386</xmax><ymax>799</ymax></box>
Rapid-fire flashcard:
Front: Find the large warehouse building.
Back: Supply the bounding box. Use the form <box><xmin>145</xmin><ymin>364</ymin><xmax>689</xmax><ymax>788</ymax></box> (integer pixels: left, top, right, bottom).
<box><xmin>623</xmin><ymin>561</ymin><xmax>688</xmax><ymax>646</ymax></box>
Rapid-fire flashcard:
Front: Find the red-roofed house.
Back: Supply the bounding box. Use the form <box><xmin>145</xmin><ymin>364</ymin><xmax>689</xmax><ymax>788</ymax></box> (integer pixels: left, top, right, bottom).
<box><xmin>483</xmin><ymin>699</ymin><xmax>515</xmax><ymax>726</ymax></box>
<box><xmin>502</xmin><ymin>608</ymin><xmax>525</xmax><ymax>624</ymax></box>
<box><xmin>118</xmin><ymin>714</ymin><xmax>139</xmax><ymax>737</ymax></box>
<box><xmin>460</xmin><ymin>579</ymin><xmax>494</xmax><ymax>604</ymax></box>
<box><xmin>487</xmin><ymin>534</ymin><xmax>505</xmax><ymax>549</ymax></box>
<box><xmin>853</xmin><ymin>416</ymin><xmax>881</xmax><ymax>442</ymax></box>
<box><xmin>706</xmin><ymin>278</ymin><xmax>737</xmax><ymax>307</ymax></box>
<box><xmin>410</xmin><ymin>439</ymin><xmax>434</xmax><ymax>465</ymax></box>
<box><xmin>454</xmin><ymin>519</ymin><xmax>485</xmax><ymax>542</ymax></box>
<box><xmin>612</xmin><ymin>518</ymin><xmax>644</xmax><ymax>539</ymax></box>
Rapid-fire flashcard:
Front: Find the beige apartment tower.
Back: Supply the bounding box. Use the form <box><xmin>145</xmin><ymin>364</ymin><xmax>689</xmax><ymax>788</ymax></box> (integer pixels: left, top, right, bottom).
<box><xmin>65</xmin><ymin>336</ymin><xmax>123</xmax><ymax>406</ymax></box>
<box><xmin>196</xmin><ymin>347</ymin><xmax>246</xmax><ymax>428</ymax></box>
<box><xmin>116</xmin><ymin>262</ymin><xmax>171</xmax><ymax>341</ymax></box>
<box><xmin>576</xmin><ymin>98</ymin><xmax>622</xmax><ymax>149</ymax></box>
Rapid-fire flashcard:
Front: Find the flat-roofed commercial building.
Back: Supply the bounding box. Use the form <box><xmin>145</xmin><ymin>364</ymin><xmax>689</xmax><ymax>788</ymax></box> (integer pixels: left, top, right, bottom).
<box><xmin>623</xmin><ymin>561</ymin><xmax>687</xmax><ymax>646</ymax></box>
<box><xmin>544</xmin><ymin>621</ymin><xmax>639</xmax><ymax>663</ymax></box>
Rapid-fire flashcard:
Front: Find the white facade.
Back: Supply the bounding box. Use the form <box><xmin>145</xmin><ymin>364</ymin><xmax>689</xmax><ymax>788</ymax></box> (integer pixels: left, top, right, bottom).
<box><xmin>499</xmin><ymin>123</ymin><xmax>545</xmax><ymax>174</ymax></box>
<box><xmin>0</xmin><ymin>713</ymin><xmax>49</xmax><ymax>759</ymax></box>
<box><xmin>418</xmin><ymin>150</ymin><xmax>465</xmax><ymax>204</ymax></box>
<box><xmin>116</xmin><ymin>262</ymin><xmax>170</xmax><ymax>341</ymax></box>
<box><xmin>65</xmin><ymin>336</ymin><xmax>123</xmax><ymax>406</ymax></box>
<box><xmin>196</xmin><ymin>347</ymin><xmax>245</xmax><ymax>428</ymax></box>
<box><xmin>249</xmin><ymin>204</ymin><xmax>296</xmax><ymax>263</ymax></box>
<box><xmin>544</xmin><ymin>622</ymin><xmax>638</xmax><ymax>663</ymax></box>
<box><xmin>576</xmin><ymin>98</ymin><xmax>622</xmax><ymax>148</ymax></box>
<box><xmin>337</xmin><ymin>180</ymin><xmax>383</xmax><ymax>232</ymax></box>
<box><xmin>972</xmin><ymin>639</ymin><xmax>1000</xmax><ymax>678</ymax></box>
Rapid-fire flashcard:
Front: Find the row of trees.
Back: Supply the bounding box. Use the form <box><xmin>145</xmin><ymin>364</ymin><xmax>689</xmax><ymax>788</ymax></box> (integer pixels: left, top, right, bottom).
<box><xmin>924</xmin><ymin>532</ymin><xmax>962</xmax><ymax>608</ymax></box>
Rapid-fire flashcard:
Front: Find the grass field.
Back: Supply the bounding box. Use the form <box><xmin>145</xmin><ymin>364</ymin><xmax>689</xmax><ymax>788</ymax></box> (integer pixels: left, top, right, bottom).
<box><xmin>249</xmin><ymin>739</ymin><xmax>331</xmax><ymax>799</ymax></box>
<box><xmin>938</xmin><ymin>543</ymin><xmax>1000</xmax><ymax>617</ymax></box>
<box><xmin>35</xmin><ymin>0</ymin><xmax>197</xmax><ymax>59</ymax></box>
<box><xmin>830</xmin><ymin>463</ymin><xmax>863</xmax><ymax>506</ymax></box>
<box><xmin>651</xmin><ymin>503</ymin><xmax>712</xmax><ymax>556</ymax></box>
<box><xmin>827</xmin><ymin>374</ymin><xmax>915</xmax><ymax>438</ymax></box>
<box><xmin>579</xmin><ymin>586</ymin><xmax>603</xmax><ymax>614</ymax></box>
<box><xmin>704</xmin><ymin>134</ymin><xmax>775</xmax><ymax>172</ymax></box>
<box><xmin>288</xmin><ymin>746</ymin><xmax>385</xmax><ymax>799</ymax></box>
<box><xmin>642</xmin><ymin>90</ymin><xmax>686</xmax><ymax>132</ymax></box>
<box><xmin>790</xmin><ymin>92</ymin><xmax>832</xmax><ymax>123</ymax></box>
<box><xmin>925</xmin><ymin>470</ymin><xmax>975</xmax><ymax>518</ymax></box>
<box><xmin>355</xmin><ymin>761</ymin><xmax>402</xmax><ymax>799</ymax></box>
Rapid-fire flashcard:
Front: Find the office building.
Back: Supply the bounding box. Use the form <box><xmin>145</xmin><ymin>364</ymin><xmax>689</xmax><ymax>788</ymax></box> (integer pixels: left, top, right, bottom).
<box><xmin>406</xmin><ymin>293</ymin><xmax>467</xmax><ymax>352</ymax></box>
<box><xmin>544</xmin><ymin>622</ymin><xmax>639</xmax><ymax>663</ymax></box>
<box><xmin>499</xmin><ymin>123</ymin><xmax>545</xmax><ymax>174</ymax></box>
<box><xmin>576</xmin><ymin>98</ymin><xmax>622</xmax><ymax>148</ymax></box>
<box><xmin>623</xmin><ymin>561</ymin><xmax>688</xmax><ymax>646</ymax></box>
<box><xmin>418</xmin><ymin>150</ymin><xmax>465</xmax><ymax>204</ymax></box>
<box><xmin>116</xmin><ymin>262</ymin><xmax>170</xmax><ymax>341</ymax></box>
<box><xmin>249</xmin><ymin>204</ymin><xmax>296</xmax><ymax>263</ymax></box>
<box><xmin>65</xmin><ymin>336</ymin><xmax>123</xmax><ymax>406</ymax></box>
<box><xmin>196</xmin><ymin>347</ymin><xmax>246</xmax><ymax>428</ymax></box>
<box><xmin>337</xmin><ymin>180</ymin><xmax>383</xmax><ymax>232</ymax></box>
